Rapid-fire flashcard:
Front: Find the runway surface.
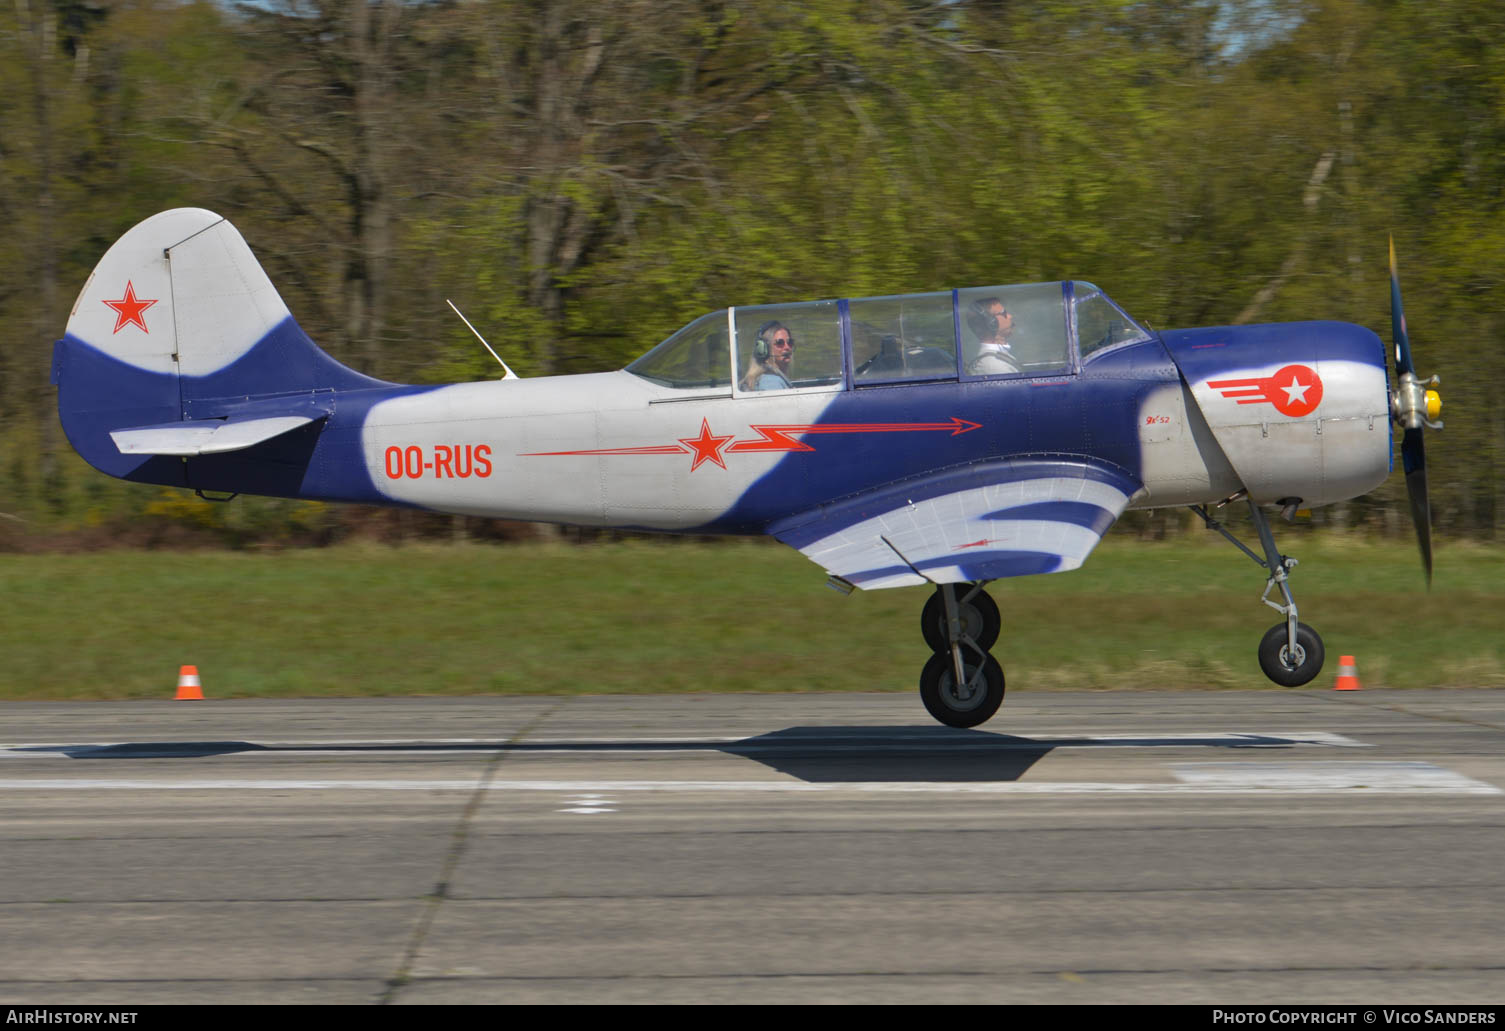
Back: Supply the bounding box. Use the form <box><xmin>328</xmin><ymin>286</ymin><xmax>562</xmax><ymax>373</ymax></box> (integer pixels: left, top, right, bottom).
<box><xmin>2</xmin><ymin>689</ymin><xmax>1503</xmax><ymax>1004</ymax></box>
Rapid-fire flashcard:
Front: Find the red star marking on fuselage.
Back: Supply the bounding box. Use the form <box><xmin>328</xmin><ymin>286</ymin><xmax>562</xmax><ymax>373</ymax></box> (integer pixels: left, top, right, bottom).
<box><xmin>1206</xmin><ymin>364</ymin><xmax>1324</xmax><ymax>418</ymax></box>
<box><xmin>678</xmin><ymin>418</ymin><xmax>736</xmax><ymax>471</ymax></box>
<box><xmin>102</xmin><ymin>281</ymin><xmax>159</xmax><ymax>334</ymax></box>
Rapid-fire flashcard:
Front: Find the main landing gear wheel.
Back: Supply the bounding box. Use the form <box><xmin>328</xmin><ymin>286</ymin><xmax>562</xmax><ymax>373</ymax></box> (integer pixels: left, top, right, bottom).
<box><xmin>919</xmin><ymin>651</ymin><xmax>1005</xmax><ymax>728</ymax></box>
<box><xmin>916</xmin><ymin>582</ymin><xmax>1006</xmax><ymax>727</ymax></box>
<box><xmin>1257</xmin><ymin>622</ymin><xmax>1325</xmax><ymax>687</ymax></box>
<box><xmin>920</xmin><ymin>586</ymin><xmax>1001</xmax><ymax>653</ymax></box>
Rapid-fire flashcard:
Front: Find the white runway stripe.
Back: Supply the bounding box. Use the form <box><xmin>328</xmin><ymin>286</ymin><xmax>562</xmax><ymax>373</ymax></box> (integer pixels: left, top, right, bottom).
<box><xmin>0</xmin><ymin>763</ymin><xmax>1496</xmax><ymax>794</ymax></box>
<box><xmin>1170</xmin><ymin>761</ymin><xmax>1495</xmax><ymax>791</ymax></box>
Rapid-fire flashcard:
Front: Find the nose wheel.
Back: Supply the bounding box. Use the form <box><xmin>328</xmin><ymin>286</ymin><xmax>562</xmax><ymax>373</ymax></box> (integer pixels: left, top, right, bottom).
<box><xmin>1192</xmin><ymin>497</ymin><xmax>1325</xmax><ymax>687</ymax></box>
<box><xmin>1257</xmin><ymin>621</ymin><xmax>1325</xmax><ymax>686</ymax></box>
<box><xmin>918</xmin><ymin>582</ymin><xmax>1004</xmax><ymax>727</ymax></box>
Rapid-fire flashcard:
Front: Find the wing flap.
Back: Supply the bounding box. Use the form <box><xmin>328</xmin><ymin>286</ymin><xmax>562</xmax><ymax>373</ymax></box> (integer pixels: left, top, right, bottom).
<box><xmin>111</xmin><ymin>415</ymin><xmax>317</xmax><ymax>456</ymax></box>
<box><xmin>771</xmin><ymin>457</ymin><xmax>1141</xmax><ymax>589</ymax></box>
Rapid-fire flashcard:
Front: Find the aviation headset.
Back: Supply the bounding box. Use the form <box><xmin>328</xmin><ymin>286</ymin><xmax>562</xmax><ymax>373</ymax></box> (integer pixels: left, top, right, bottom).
<box><xmin>754</xmin><ymin>321</ymin><xmax>794</xmax><ymax>361</ymax></box>
<box><xmin>966</xmin><ymin>298</ymin><xmax>1007</xmax><ymax>342</ymax></box>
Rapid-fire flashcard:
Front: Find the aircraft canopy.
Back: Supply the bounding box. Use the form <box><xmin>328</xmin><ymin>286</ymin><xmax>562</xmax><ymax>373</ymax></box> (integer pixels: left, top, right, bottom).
<box><xmin>625</xmin><ymin>282</ymin><xmax>1148</xmax><ymax>392</ymax></box>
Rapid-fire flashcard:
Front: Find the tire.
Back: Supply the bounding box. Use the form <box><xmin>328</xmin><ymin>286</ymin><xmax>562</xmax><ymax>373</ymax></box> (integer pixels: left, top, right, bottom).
<box><xmin>920</xmin><ymin>587</ymin><xmax>1001</xmax><ymax>653</ymax></box>
<box><xmin>919</xmin><ymin>651</ymin><xmax>1005</xmax><ymax>728</ymax></box>
<box><xmin>1257</xmin><ymin>622</ymin><xmax>1325</xmax><ymax>687</ymax></box>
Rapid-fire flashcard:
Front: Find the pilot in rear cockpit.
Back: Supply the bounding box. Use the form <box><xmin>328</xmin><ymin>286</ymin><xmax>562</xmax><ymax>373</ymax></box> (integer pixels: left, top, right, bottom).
<box><xmin>741</xmin><ymin>321</ymin><xmax>795</xmax><ymax>390</ymax></box>
<box><xmin>965</xmin><ymin>298</ymin><xmax>1021</xmax><ymax>376</ymax></box>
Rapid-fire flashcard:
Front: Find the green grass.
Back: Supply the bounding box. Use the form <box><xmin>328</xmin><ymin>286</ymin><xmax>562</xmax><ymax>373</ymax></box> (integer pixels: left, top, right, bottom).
<box><xmin>2</xmin><ymin>534</ymin><xmax>1503</xmax><ymax>700</ymax></box>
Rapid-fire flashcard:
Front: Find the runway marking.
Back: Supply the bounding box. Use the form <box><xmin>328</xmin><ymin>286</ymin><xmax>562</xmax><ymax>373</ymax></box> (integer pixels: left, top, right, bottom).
<box><xmin>557</xmin><ymin>793</ymin><xmax>617</xmax><ymax>814</ymax></box>
<box><xmin>0</xmin><ymin>763</ymin><xmax>1496</xmax><ymax>795</ymax></box>
<box><xmin>1169</xmin><ymin>761</ymin><xmax>1495</xmax><ymax>792</ymax></box>
<box><xmin>0</xmin><ymin>730</ymin><xmax>1370</xmax><ymax>760</ymax></box>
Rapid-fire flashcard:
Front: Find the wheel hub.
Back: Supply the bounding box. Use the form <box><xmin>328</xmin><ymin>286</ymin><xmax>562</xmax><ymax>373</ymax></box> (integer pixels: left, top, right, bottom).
<box><xmin>942</xmin><ymin>668</ymin><xmax>986</xmax><ymax>709</ymax></box>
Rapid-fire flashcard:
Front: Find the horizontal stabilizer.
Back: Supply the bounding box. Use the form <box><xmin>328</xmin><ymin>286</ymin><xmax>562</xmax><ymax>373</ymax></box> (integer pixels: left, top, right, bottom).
<box><xmin>111</xmin><ymin>415</ymin><xmax>318</xmax><ymax>456</ymax></box>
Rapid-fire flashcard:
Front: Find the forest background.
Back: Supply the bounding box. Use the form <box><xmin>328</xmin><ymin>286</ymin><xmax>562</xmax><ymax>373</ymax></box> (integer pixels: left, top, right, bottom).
<box><xmin>2</xmin><ymin>0</ymin><xmax>1502</xmax><ymax>550</ymax></box>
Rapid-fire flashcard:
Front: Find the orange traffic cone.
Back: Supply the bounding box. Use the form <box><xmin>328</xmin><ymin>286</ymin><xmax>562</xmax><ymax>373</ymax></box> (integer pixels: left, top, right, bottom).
<box><xmin>1333</xmin><ymin>655</ymin><xmax>1361</xmax><ymax>691</ymax></box>
<box><xmin>175</xmin><ymin>664</ymin><xmax>204</xmax><ymax>700</ymax></box>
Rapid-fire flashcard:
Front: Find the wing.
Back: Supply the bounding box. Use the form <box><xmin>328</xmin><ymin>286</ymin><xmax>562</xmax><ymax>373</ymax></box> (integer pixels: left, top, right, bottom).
<box><xmin>768</xmin><ymin>457</ymin><xmax>1141</xmax><ymax>589</ymax></box>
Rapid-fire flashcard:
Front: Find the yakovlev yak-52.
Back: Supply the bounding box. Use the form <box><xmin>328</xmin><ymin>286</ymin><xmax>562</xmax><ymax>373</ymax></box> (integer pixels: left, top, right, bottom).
<box><xmin>53</xmin><ymin>209</ymin><xmax>1441</xmax><ymax>727</ymax></box>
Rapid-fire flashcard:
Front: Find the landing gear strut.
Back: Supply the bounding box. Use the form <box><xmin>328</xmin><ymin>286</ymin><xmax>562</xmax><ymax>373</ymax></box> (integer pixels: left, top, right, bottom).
<box><xmin>918</xmin><ymin>582</ymin><xmax>1004</xmax><ymax>727</ymax></box>
<box><xmin>1192</xmin><ymin>497</ymin><xmax>1325</xmax><ymax>687</ymax></box>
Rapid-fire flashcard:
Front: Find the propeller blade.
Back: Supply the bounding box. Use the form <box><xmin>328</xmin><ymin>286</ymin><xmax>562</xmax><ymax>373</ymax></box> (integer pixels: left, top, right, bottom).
<box><xmin>1390</xmin><ymin>239</ymin><xmax>1433</xmax><ymax>585</ymax></box>
<box><xmin>1401</xmin><ymin>426</ymin><xmax>1432</xmax><ymax>586</ymax></box>
<box><xmin>1389</xmin><ymin>236</ymin><xmax>1415</xmax><ymax>378</ymax></box>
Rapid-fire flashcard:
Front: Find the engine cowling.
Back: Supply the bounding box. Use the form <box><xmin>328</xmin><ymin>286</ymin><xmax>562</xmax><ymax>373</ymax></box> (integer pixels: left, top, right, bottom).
<box><xmin>1160</xmin><ymin>321</ymin><xmax>1391</xmax><ymax>508</ymax></box>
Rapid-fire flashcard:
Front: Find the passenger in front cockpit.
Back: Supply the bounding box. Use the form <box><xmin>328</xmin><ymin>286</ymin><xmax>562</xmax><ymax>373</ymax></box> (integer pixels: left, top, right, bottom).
<box><xmin>965</xmin><ymin>298</ymin><xmax>1021</xmax><ymax>376</ymax></box>
<box><xmin>741</xmin><ymin>321</ymin><xmax>795</xmax><ymax>390</ymax></box>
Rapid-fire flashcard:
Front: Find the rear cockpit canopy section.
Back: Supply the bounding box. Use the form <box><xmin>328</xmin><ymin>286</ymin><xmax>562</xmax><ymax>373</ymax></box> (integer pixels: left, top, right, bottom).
<box><xmin>958</xmin><ymin>283</ymin><xmax>1072</xmax><ymax>377</ymax></box>
<box><xmin>624</xmin><ymin>282</ymin><xmax>1150</xmax><ymax>391</ymax></box>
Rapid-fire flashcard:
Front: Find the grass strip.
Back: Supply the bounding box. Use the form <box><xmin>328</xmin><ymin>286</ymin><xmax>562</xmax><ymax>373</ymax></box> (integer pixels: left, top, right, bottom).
<box><xmin>2</xmin><ymin>535</ymin><xmax>1502</xmax><ymax>700</ymax></box>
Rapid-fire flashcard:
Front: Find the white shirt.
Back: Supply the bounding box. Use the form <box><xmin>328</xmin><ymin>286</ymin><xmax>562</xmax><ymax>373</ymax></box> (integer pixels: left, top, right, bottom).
<box><xmin>969</xmin><ymin>341</ymin><xmax>1019</xmax><ymax>376</ymax></box>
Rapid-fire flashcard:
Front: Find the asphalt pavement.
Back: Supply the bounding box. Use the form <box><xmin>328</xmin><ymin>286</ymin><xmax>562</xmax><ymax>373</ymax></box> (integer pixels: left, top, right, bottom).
<box><xmin>1</xmin><ymin>689</ymin><xmax>1502</xmax><ymax>1004</ymax></box>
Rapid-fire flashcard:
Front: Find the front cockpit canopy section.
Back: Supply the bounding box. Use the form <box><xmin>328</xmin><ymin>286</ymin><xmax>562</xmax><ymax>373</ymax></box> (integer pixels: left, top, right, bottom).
<box><xmin>735</xmin><ymin>301</ymin><xmax>843</xmax><ymax>391</ymax></box>
<box><xmin>1073</xmin><ymin>282</ymin><xmax>1150</xmax><ymax>359</ymax></box>
<box><xmin>625</xmin><ymin>281</ymin><xmax>1150</xmax><ymax>391</ymax></box>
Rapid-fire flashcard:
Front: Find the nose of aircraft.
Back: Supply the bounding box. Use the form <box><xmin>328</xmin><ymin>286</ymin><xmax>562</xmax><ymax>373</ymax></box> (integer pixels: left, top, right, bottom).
<box><xmin>1159</xmin><ymin>319</ymin><xmax>1391</xmax><ymax>426</ymax></box>
<box><xmin>1159</xmin><ymin>319</ymin><xmax>1392</xmax><ymax>510</ymax></box>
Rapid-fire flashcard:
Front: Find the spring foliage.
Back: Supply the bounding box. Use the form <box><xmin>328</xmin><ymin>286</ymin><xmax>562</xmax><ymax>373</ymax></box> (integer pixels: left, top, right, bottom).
<box><xmin>2</xmin><ymin>0</ymin><xmax>1502</xmax><ymax>544</ymax></box>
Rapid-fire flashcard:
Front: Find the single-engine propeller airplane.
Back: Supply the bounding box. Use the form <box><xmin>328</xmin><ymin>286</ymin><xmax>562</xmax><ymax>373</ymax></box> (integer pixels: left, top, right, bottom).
<box><xmin>53</xmin><ymin>209</ymin><xmax>1442</xmax><ymax>727</ymax></box>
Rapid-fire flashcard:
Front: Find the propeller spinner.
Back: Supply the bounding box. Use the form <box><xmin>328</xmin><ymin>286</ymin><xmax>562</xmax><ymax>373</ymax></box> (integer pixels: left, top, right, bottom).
<box><xmin>1388</xmin><ymin>237</ymin><xmax>1443</xmax><ymax>584</ymax></box>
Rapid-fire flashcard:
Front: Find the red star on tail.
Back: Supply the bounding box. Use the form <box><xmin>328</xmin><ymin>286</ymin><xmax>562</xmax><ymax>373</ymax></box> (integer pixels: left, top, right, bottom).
<box><xmin>102</xmin><ymin>281</ymin><xmax>159</xmax><ymax>334</ymax></box>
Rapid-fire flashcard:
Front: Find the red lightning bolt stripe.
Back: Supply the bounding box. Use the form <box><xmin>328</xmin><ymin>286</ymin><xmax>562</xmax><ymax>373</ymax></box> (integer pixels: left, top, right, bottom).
<box><xmin>725</xmin><ymin>426</ymin><xmax>816</xmax><ymax>454</ymax></box>
<box><xmin>727</xmin><ymin>417</ymin><xmax>980</xmax><ymax>453</ymax></box>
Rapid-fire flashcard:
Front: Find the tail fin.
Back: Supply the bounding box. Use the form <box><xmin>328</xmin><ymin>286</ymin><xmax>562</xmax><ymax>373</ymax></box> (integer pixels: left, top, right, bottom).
<box><xmin>54</xmin><ymin>209</ymin><xmax>390</xmax><ymax>484</ymax></box>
